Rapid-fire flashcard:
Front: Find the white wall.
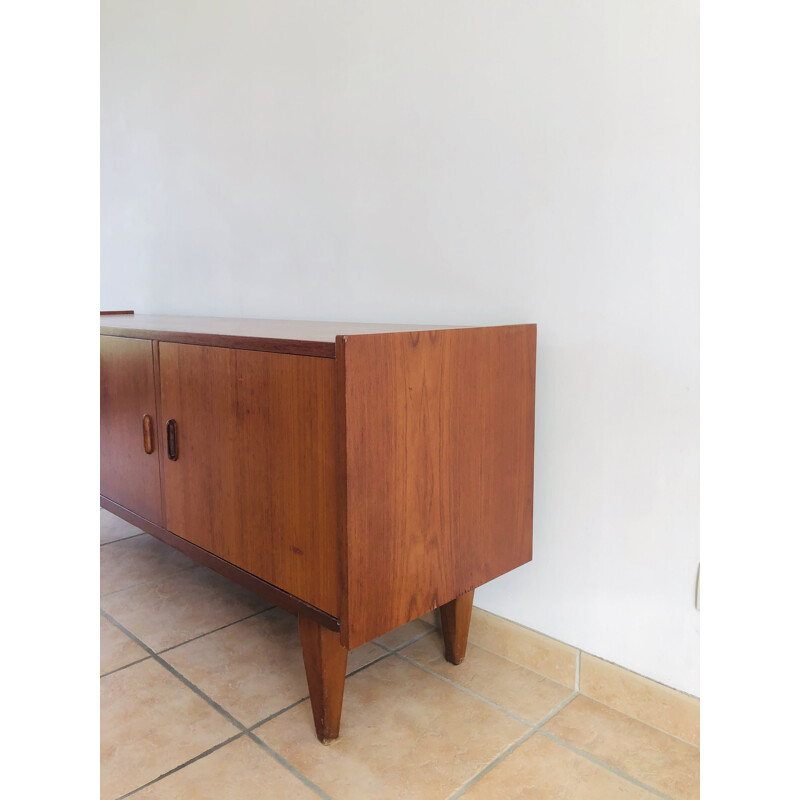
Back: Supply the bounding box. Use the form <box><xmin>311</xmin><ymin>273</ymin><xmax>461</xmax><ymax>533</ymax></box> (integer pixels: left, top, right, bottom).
<box><xmin>101</xmin><ymin>0</ymin><xmax>699</xmax><ymax>695</ymax></box>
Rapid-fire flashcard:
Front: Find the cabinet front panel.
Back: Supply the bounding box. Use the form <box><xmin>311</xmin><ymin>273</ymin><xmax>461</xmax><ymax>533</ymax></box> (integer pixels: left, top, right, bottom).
<box><xmin>100</xmin><ymin>335</ymin><xmax>163</xmax><ymax>525</ymax></box>
<box><xmin>159</xmin><ymin>343</ymin><xmax>338</xmax><ymax>616</ymax></box>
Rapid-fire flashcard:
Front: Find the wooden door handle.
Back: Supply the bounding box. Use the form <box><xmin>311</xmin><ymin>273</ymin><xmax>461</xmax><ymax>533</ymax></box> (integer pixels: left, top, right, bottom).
<box><xmin>142</xmin><ymin>414</ymin><xmax>154</xmax><ymax>454</ymax></box>
<box><xmin>166</xmin><ymin>419</ymin><xmax>178</xmax><ymax>461</ymax></box>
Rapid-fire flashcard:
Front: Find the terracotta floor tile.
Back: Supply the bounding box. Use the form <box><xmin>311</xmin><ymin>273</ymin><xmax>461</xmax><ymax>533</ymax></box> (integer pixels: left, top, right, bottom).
<box><xmin>543</xmin><ymin>695</ymin><xmax>699</xmax><ymax>800</ymax></box>
<box><xmin>375</xmin><ymin>618</ymin><xmax>434</xmax><ymax>650</ymax></box>
<box><xmin>133</xmin><ymin>736</ymin><xmax>320</xmax><ymax>799</ymax></box>
<box><xmin>162</xmin><ymin>608</ymin><xmax>385</xmax><ymax>727</ymax></box>
<box><xmin>254</xmin><ymin>655</ymin><xmax>528</xmax><ymax>800</ymax></box>
<box><xmin>101</xmin><ymin>566</ymin><xmax>270</xmax><ymax>652</ymax></box>
<box><xmin>100</xmin><ymin>508</ymin><xmax>144</xmax><ymax>545</ymax></box>
<box><xmin>348</xmin><ymin>640</ymin><xmax>388</xmax><ymax>674</ymax></box>
<box><xmin>469</xmin><ymin>608</ymin><xmax>578</xmax><ymax>687</ymax></box>
<box><xmin>98</xmin><ymin>522</ymin><xmax>699</xmax><ymax>800</ymax></box>
<box><xmin>100</xmin><ymin>659</ymin><xmax>238</xmax><ymax>800</ymax></box>
<box><xmin>100</xmin><ymin>533</ymin><xmax>196</xmax><ymax>596</ymax></box>
<box><xmin>402</xmin><ymin>634</ymin><xmax>574</xmax><ymax>724</ymax></box>
<box><xmin>580</xmin><ymin>653</ymin><xmax>699</xmax><ymax>744</ymax></box>
<box><xmin>100</xmin><ymin>614</ymin><xmax>148</xmax><ymax>675</ymax></box>
<box><xmin>420</xmin><ymin>610</ymin><xmax>438</xmax><ymax>627</ymax></box>
<box><xmin>460</xmin><ymin>733</ymin><xmax>657</xmax><ymax>799</ymax></box>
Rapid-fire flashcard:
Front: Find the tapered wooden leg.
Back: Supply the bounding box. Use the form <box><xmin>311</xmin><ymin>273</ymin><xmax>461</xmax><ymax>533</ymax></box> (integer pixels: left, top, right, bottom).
<box><xmin>440</xmin><ymin>590</ymin><xmax>474</xmax><ymax>665</ymax></box>
<box><xmin>298</xmin><ymin>615</ymin><xmax>348</xmax><ymax>743</ymax></box>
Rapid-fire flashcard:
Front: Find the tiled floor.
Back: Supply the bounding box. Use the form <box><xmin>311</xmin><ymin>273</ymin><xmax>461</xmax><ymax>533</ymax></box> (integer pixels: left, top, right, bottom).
<box><xmin>100</xmin><ymin>510</ymin><xmax>700</xmax><ymax>799</ymax></box>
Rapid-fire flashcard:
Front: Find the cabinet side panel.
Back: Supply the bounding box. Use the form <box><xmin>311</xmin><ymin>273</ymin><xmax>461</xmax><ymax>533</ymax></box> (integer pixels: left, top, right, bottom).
<box><xmin>159</xmin><ymin>343</ymin><xmax>339</xmax><ymax>616</ymax></box>
<box><xmin>100</xmin><ymin>335</ymin><xmax>163</xmax><ymax>525</ymax></box>
<box><xmin>341</xmin><ymin>326</ymin><xmax>536</xmax><ymax>649</ymax></box>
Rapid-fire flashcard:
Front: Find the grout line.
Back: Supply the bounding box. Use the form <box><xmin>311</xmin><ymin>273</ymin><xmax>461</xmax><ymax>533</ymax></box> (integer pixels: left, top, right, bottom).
<box><xmin>245</xmin><ymin>732</ymin><xmax>334</xmax><ymax>800</ymax></box>
<box><xmin>392</xmin><ymin>626</ymin><xmax>437</xmax><ymax>651</ymax></box>
<box><xmin>464</xmin><ymin>628</ymin><xmax>696</xmax><ymax>748</ymax></box>
<box><xmin>378</xmin><ymin>624</ymin><xmax>454</xmax><ymax>655</ymax></box>
<box><xmin>392</xmin><ymin>650</ymin><xmax>535</xmax><ymax>727</ymax></box>
<box><xmin>575</xmin><ymin>693</ymin><xmax>699</xmax><ymax>749</ymax></box>
<box><xmin>157</xmin><ymin>661</ymin><xmax>248</xmax><ymax>731</ymax></box>
<box><xmin>472</xmin><ymin>606</ymin><xmax>583</xmax><ymax>651</ymax></box>
<box><xmin>99</xmin><ymin>607</ymin><xmax>274</xmax><ymax>681</ymax></box>
<box><xmin>347</xmin><ymin>651</ymin><xmax>394</xmax><ymax>678</ymax></box>
<box><xmin>534</xmin><ymin>691</ymin><xmax>579</xmax><ymax>729</ymax></box>
<box><xmin>446</xmin><ymin>728</ymin><xmax>536</xmax><ymax>800</ymax></box>
<box><xmin>103</xmin><ymin>605</ymin><xmax>690</xmax><ymax>800</ymax></box>
<box><xmin>100</xmin><ymin>610</ymin><xmax>249</xmax><ymax>733</ymax></box>
<box><xmin>247</xmin><ymin>696</ymin><xmax>311</xmax><ymax>731</ymax></box>
<box><xmin>370</xmin><ymin>627</ymin><xmax>435</xmax><ymax>655</ymax></box>
<box><xmin>156</xmin><ymin>608</ymin><xmax>274</xmax><ymax>655</ymax></box>
<box><xmin>102</xmin><ymin>609</ymin><xmax>332</xmax><ymax>800</ymax></box>
<box><xmin>446</xmin><ymin>692</ymin><xmax>579</xmax><ymax>800</ymax></box>
<box><xmin>100</xmin><ymin>564</ymin><xmax>203</xmax><ymax>600</ymax></box>
<box><xmin>539</xmin><ymin>731</ymin><xmax>674</xmax><ymax>799</ymax></box>
<box><xmin>100</xmin><ymin>655</ymin><xmax>152</xmax><ymax>679</ymax></box>
<box><xmin>474</xmin><ymin>607</ymin><xmax>698</xmax><ymax>702</ymax></box>
<box><xmin>100</xmin><ymin>532</ymin><xmax>147</xmax><ymax>546</ymax></box>
<box><xmin>384</xmin><ymin>626</ymin><xmax>574</xmax><ymax>728</ymax></box>
<box><xmin>577</xmin><ymin>649</ymin><xmax>700</xmax><ymax>701</ymax></box>
<box><xmin>458</xmin><ymin>637</ymin><xmax>575</xmax><ymax>690</ymax></box>
<box><xmin>247</xmin><ymin>651</ymin><xmax>394</xmax><ymax>731</ymax></box>
<box><xmin>380</xmin><ymin>626</ymin><xmax>673</xmax><ymax>800</ymax></box>
<box><xmin>115</xmin><ymin>733</ymin><xmax>246</xmax><ymax>799</ymax></box>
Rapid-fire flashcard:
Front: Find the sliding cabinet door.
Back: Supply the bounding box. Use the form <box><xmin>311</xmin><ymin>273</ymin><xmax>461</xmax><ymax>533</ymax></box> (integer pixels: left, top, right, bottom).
<box><xmin>100</xmin><ymin>335</ymin><xmax>163</xmax><ymax>525</ymax></box>
<box><xmin>159</xmin><ymin>343</ymin><xmax>338</xmax><ymax>615</ymax></box>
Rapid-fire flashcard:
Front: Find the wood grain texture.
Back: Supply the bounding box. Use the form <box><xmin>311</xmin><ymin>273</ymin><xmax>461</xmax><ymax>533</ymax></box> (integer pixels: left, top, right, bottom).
<box><xmin>338</xmin><ymin>325</ymin><xmax>536</xmax><ymax>649</ymax></box>
<box><xmin>440</xmin><ymin>591</ymin><xmax>474</xmax><ymax>665</ymax></box>
<box><xmin>100</xmin><ymin>498</ymin><xmax>339</xmax><ymax>631</ymax></box>
<box><xmin>298</xmin><ymin>616</ymin><xmax>348</xmax><ymax>742</ymax></box>
<box><xmin>158</xmin><ymin>342</ymin><xmax>340</xmax><ymax>616</ymax></box>
<box><xmin>100</xmin><ymin>310</ymin><xmax>134</xmax><ymax>315</ymax></box>
<box><xmin>100</xmin><ymin>315</ymin><xmax>467</xmax><ymax>357</ymax></box>
<box><xmin>100</xmin><ymin>336</ymin><xmax>163</xmax><ymax>525</ymax></box>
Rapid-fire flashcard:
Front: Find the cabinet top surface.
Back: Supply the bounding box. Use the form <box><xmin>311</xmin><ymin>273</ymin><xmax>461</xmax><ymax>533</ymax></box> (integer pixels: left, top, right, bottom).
<box><xmin>99</xmin><ymin>314</ymin><xmax>496</xmax><ymax>356</ymax></box>
<box><xmin>100</xmin><ymin>314</ymin><xmax>469</xmax><ymax>342</ymax></box>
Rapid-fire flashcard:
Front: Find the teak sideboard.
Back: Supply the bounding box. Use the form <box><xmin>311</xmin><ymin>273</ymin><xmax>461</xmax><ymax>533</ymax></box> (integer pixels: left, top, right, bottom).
<box><xmin>100</xmin><ymin>313</ymin><xmax>536</xmax><ymax>742</ymax></box>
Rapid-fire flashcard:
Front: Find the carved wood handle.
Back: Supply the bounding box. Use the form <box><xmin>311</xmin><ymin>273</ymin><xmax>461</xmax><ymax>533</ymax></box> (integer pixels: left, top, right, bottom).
<box><xmin>166</xmin><ymin>419</ymin><xmax>178</xmax><ymax>461</ymax></box>
<box><xmin>142</xmin><ymin>414</ymin><xmax>154</xmax><ymax>454</ymax></box>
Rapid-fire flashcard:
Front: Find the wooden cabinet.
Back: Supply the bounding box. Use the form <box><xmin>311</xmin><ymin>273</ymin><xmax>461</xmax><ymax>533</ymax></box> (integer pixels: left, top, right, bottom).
<box><xmin>100</xmin><ymin>314</ymin><xmax>536</xmax><ymax>742</ymax></box>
